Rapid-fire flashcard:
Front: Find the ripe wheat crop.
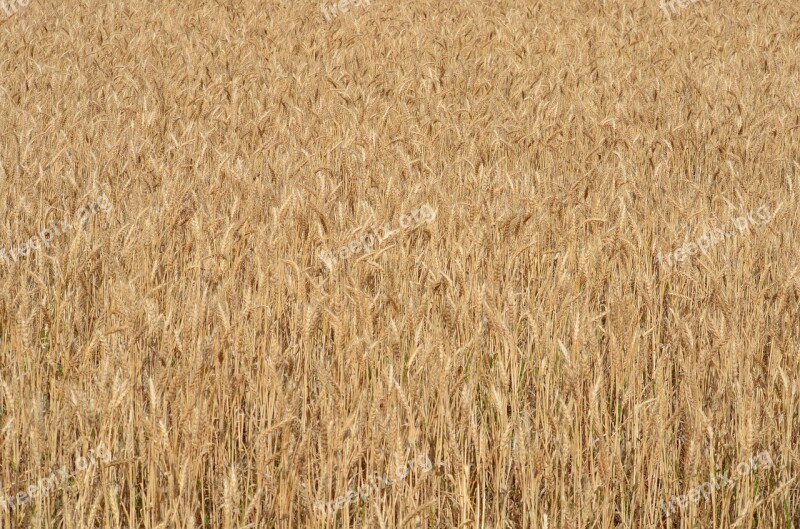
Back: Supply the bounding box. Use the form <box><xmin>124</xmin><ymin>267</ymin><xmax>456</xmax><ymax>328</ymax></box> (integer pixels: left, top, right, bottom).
<box><xmin>1</xmin><ymin>0</ymin><xmax>799</xmax><ymax>527</ymax></box>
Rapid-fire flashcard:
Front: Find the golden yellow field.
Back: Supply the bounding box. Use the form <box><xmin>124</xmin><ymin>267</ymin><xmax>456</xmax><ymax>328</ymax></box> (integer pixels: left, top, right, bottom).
<box><xmin>1</xmin><ymin>0</ymin><xmax>799</xmax><ymax>527</ymax></box>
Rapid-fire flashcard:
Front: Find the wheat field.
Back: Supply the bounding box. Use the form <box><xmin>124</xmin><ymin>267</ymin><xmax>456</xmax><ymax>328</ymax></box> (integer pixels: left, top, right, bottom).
<box><xmin>0</xmin><ymin>0</ymin><xmax>799</xmax><ymax>527</ymax></box>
